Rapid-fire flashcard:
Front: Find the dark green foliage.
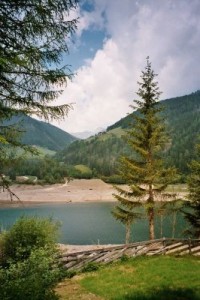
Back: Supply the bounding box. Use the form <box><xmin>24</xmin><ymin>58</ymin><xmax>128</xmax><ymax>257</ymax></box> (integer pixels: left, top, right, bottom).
<box><xmin>0</xmin><ymin>0</ymin><xmax>78</xmax><ymax>182</ymax></box>
<box><xmin>82</xmin><ymin>262</ymin><xmax>100</xmax><ymax>273</ymax></box>
<box><xmin>162</xmin><ymin>92</ymin><xmax>200</xmax><ymax>176</ymax></box>
<box><xmin>58</xmin><ymin>91</ymin><xmax>200</xmax><ymax>180</ymax></box>
<box><xmin>0</xmin><ymin>0</ymin><xmax>78</xmax><ymax>123</ymax></box>
<box><xmin>0</xmin><ymin>0</ymin><xmax>78</xmax><ymax>193</ymax></box>
<box><xmin>0</xmin><ymin>217</ymin><xmax>62</xmax><ymax>300</ymax></box>
<box><xmin>0</xmin><ymin>248</ymin><xmax>61</xmax><ymax>300</ymax></box>
<box><xmin>0</xmin><ymin>217</ymin><xmax>59</xmax><ymax>264</ymax></box>
<box><xmin>120</xmin><ymin>254</ymin><xmax>129</xmax><ymax>262</ymax></box>
<box><xmin>6</xmin><ymin>156</ymin><xmax>68</xmax><ymax>184</ymax></box>
<box><xmin>184</xmin><ymin>144</ymin><xmax>200</xmax><ymax>238</ymax></box>
<box><xmin>56</xmin><ymin>134</ymin><xmax>126</xmax><ymax>177</ymax></box>
<box><xmin>101</xmin><ymin>175</ymin><xmax>126</xmax><ymax>184</ymax></box>
<box><xmin>0</xmin><ymin>120</ymin><xmax>38</xmax><ymax>177</ymax></box>
<box><xmin>120</xmin><ymin>288</ymin><xmax>199</xmax><ymax>300</ymax></box>
<box><xmin>3</xmin><ymin>115</ymin><xmax>78</xmax><ymax>151</ymax></box>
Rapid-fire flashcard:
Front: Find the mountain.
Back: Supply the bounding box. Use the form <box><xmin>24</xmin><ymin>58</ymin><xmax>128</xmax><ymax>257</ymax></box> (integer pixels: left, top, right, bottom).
<box><xmin>3</xmin><ymin>115</ymin><xmax>78</xmax><ymax>151</ymax></box>
<box><xmin>71</xmin><ymin>127</ymin><xmax>106</xmax><ymax>139</ymax></box>
<box><xmin>56</xmin><ymin>91</ymin><xmax>200</xmax><ymax>177</ymax></box>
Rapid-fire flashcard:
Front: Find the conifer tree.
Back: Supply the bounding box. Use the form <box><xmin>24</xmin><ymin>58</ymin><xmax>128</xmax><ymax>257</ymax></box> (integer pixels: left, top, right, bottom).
<box><xmin>184</xmin><ymin>144</ymin><xmax>200</xmax><ymax>238</ymax></box>
<box><xmin>0</xmin><ymin>0</ymin><xmax>78</xmax><ymax>141</ymax></box>
<box><xmin>113</xmin><ymin>57</ymin><xmax>176</xmax><ymax>240</ymax></box>
<box><xmin>0</xmin><ymin>0</ymin><xmax>78</xmax><ymax>198</ymax></box>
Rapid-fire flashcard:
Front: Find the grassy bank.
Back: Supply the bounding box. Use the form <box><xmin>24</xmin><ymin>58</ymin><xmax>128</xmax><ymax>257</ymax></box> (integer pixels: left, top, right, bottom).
<box><xmin>57</xmin><ymin>256</ymin><xmax>200</xmax><ymax>300</ymax></box>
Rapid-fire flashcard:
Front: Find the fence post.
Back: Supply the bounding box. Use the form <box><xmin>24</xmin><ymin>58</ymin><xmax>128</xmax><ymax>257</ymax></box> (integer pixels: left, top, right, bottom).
<box><xmin>188</xmin><ymin>238</ymin><xmax>191</xmax><ymax>255</ymax></box>
<box><xmin>162</xmin><ymin>237</ymin><xmax>166</xmax><ymax>255</ymax></box>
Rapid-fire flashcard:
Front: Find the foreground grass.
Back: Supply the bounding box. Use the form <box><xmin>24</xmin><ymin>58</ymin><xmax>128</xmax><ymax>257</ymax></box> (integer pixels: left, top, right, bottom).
<box><xmin>57</xmin><ymin>256</ymin><xmax>200</xmax><ymax>300</ymax></box>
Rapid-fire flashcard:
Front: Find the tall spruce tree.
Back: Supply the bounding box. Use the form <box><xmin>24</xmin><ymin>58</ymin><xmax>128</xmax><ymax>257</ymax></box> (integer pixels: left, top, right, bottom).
<box><xmin>184</xmin><ymin>144</ymin><xmax>200</xmax><ymax>238</ymax></box>
<box><xmin>113</xmin><ymin>57</ymin><xmax>176</xmax><ymax>240</ymax></box>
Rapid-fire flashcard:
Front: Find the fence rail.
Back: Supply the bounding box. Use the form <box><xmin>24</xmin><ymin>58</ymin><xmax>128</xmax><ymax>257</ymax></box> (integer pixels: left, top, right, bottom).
<box><xmin>59</xmin><ymin>238</ymin><xmax>200</xmax><ymax>271</ymax></box>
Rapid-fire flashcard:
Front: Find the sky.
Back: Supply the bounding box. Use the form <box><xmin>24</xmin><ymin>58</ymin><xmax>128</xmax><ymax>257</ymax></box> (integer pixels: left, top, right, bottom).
<box><xmin>53</xmin><ymin>0</ymin><xmax>200</xmax><ymax>134</ymax></box>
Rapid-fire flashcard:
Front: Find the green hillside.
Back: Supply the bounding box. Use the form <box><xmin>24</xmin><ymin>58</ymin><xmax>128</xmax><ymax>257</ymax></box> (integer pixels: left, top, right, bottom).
<box><xmin>3</xmin><ymin>115</ymin><xmax>78</xmax><ymax>151</ymax></box>
<box><xmin>56</xmin><ymin>91</ymin><xmax>200</xmax><ymax>178</ymax></box>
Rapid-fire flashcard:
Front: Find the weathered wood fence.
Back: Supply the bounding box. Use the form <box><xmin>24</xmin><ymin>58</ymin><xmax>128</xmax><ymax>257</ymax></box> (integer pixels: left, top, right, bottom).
<box><xmin>59</xmin><ymin>238</ymin><xmax>200</xmax><ymax>271</ymax></box>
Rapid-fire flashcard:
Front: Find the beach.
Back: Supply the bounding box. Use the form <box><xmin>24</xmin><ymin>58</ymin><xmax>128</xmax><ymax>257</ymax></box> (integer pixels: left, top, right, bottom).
<box><xmin>0</xmin><ymin>179</ymin><xmax>187</xmax><ymax>208</ymax></box>
<box><xmin>0</xmin><ymin>179</ymin><xmax>116</xmax><ymax>207</ymax></box>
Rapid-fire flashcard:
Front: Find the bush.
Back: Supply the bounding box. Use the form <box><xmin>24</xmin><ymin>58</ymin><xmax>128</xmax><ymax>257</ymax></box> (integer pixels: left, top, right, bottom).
<box><xmin>0</xmin><ymin>248</ymin><xmax>61</xmax><ymax>300</ymax></box>
<box><xmin>0</xmin><ymin>217</ymin><xmax>59</xmax><ymax>265</ymax></box>
<box><xmin>120</xmin><ymin>254</ymin><xmax>129</xmax><ymax>262</ymax></box>
<box><xmin>0</xmin><ymin>217</ymin><xmax>62</xmax><ymax>300</ymax></box>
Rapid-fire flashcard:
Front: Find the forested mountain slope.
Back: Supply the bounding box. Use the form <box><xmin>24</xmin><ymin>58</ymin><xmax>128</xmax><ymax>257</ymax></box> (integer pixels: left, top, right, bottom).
<box><xmin>56</xmin><ymin>91</ymin><xmax>200</xmax><ymax>177</ymax></box>
<box><xmin>3</xmin><ymin>115</ymin><xmax>78</xmax><ymax>151</ymax></box>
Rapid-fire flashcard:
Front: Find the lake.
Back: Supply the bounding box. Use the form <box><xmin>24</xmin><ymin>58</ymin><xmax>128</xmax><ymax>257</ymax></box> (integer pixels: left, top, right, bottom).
<box><xmin>0</xmin><ymin>202</ymin><xmax>187</xmax><ymax>244</ymax></box>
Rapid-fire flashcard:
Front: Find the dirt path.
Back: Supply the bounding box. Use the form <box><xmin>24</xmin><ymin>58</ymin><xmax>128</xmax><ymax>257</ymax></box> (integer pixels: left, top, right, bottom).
<box><xmin>56</xmin><ymin>277</ymin><xmax>104</xmax><ymax>300</ymax></box>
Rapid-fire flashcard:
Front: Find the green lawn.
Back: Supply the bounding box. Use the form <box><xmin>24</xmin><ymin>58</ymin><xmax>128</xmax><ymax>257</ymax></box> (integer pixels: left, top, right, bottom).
<box><xmin>75</xmin><ymin>256</ymin><xmax>200</xmax><ymax>300</ymax></box>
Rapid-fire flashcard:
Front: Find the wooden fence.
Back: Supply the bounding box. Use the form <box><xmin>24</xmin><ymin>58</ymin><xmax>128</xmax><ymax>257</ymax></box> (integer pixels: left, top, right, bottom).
<box><xmin>59</xmin><ymin>238</ymin><xmax>200</xmax><ymax>271</ymax></box>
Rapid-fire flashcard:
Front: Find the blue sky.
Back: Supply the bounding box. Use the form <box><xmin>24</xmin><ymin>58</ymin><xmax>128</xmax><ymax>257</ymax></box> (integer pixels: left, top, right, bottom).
<box><xmin>54</xmin><ymin>0</ymin><xmax>200</xmax><ymax>134</ymax></box>
<box><xmin>65</xmin><ymin>29</ymin><xmax>106</xmax><ymax>71</ymax></box>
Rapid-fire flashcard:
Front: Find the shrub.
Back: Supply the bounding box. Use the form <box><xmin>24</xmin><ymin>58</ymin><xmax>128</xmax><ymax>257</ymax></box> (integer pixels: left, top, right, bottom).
<box><xmin>82</xmin><ymin>262</ymin><xmax>100</xmax><ymax>272</ymax></box>
<box><xmin>120</xmin><ymin>254</ymin><xmax>129</xmax><ymax>262</ymax></box>
<box><xmin>0</xmin><ymin>217</ymin><xmax>62</xmax><ymax>300</ymax></box>
<box><xmin>0</xmin><ymin>248</ymin><xmax>61</xmax><ymax>300</ymax></box>
<box><xmin>0</xmin><ymin>217</ymin><xmax>59</xmax><ymax>265</ymax></box>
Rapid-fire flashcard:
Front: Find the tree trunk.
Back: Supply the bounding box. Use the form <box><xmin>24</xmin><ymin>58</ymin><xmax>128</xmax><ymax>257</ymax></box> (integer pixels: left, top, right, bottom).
<box><xmin>172</xmin><ymin>212</ymin><xmax>177</xmax><ymax>238</ymax></box>
<box><xmin>125</xmin><ymin>221</ymin><xmax>131</xmax><ymax>244</ymax></box>
<box><xmin>148</xmin><ymin>184</ymin><xmax>155</xmax><ymax>240</ymax></box>
<box><xmin>149</xmin><ymin>207</ymin><xmax>155</xmax><ymax>240</ymax></box>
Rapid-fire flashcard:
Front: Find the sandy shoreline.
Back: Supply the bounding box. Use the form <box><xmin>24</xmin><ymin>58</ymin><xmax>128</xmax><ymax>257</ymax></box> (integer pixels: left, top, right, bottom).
<box><xmin>0</xmin><ymin>179</ymin><xmax>187</xmax><ymax>208</ymax></box>
<box><xmin>0</xmin><ymin>179</ymin><xmax>117</xmax><ymax>207</ymax></box>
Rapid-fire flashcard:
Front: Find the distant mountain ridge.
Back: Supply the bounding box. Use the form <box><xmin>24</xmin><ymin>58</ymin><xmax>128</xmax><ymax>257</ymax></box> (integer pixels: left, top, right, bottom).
<box><xmin>108</xmin><ymin>90</ymin><xmax>200</xmax><ymax>131</ymax></box>
<box><xmin>56</xmin><ymin>91</ymin><xmax>200</xmax><ymax>177</ymax></box>
<box><xmin>71</xmin><ymin>127</ymin><xmax>106</xmax><ymax>139</ymax></box>
<box><xmin>3</xmin><ymin>115</ymin><xmax>78</xmax><ymax>151</ymax></box>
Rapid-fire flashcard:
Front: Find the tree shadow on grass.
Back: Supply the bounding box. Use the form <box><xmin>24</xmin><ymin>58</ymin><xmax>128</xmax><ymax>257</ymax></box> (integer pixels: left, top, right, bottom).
<box><xmin>122</xmin><ymin>287</ymin><xmax>200</xmax><ymax>300</ymax></box>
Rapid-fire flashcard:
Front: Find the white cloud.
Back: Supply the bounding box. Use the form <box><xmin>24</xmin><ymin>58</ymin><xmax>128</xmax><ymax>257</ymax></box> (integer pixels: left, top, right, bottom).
<box><xmin>72</xmin><ymin>0</ymin><xmax>106</xmax><ymax>37</ymax></box>
<box><xmin>54</xmin><ymin>0</ymin><xmax>200</xmax><ymax>133</ymax></box>
<box><xmin>55</xmin><ymin>39</ymin><xmax>132</xmax><ymax>132</ymax></box>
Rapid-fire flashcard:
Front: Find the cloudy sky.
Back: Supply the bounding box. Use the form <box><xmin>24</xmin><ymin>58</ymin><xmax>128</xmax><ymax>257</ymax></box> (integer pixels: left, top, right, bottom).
<box><xmin>53</xmin><ymin>0</ymin><xmax>200</xmax><ymax>134</ymax></box>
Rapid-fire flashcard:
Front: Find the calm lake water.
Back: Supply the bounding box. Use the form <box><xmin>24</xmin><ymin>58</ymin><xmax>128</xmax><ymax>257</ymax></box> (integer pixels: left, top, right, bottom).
<box><xmin>0</xmin><ymin>202</ymin><xmax>187</xmax><ymax>244</ymax></box>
